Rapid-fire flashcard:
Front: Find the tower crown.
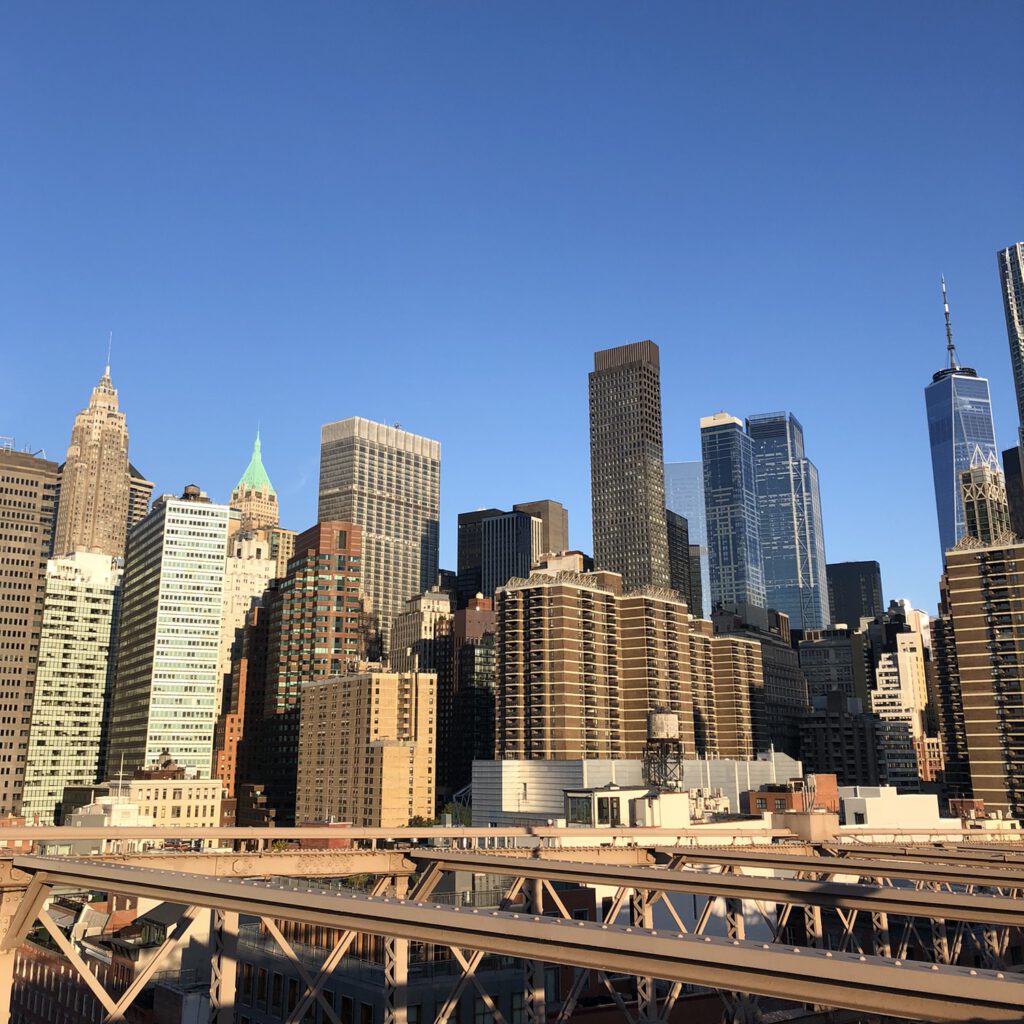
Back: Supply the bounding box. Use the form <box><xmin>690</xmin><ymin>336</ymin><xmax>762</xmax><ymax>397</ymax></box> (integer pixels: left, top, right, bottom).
<box><xmin>236</xmin><ymin>432</ymin><xmax>275</xmax><ymax>495</ymax></box>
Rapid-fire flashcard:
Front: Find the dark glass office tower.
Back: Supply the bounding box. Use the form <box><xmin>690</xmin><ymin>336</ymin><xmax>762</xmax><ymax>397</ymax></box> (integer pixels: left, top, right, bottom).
<box><xmin>665</xmin><ymin>509</ymin><xmax>694</xmax><ymax>610</ymax></box>
<box><xmin>925</xmin><ymin>281</ymin><xmax>998</xmax><ymax>555</ymax></box>
<box><xmin>826</xmin><ymin>560</ymin><xmax>884</xmax><ymax>629</ymax></box>
<box><xmin>665</xmin><ymin>460</ymin><xmax>710</xmax><ymax>616</ymax></box>
<box><xmin>701</xmin><ymin>413</ymin><xmax>765</xmax><ymax>609</ymax></box>
<box><xmin>456</xmin><ymin>508</ymin><xmax>502</xmax><ymax>609</ymax></box>
<box><xmin>589</xmin><ymin>341</ymin><xmax>670</xmax><ymax>590</ymax></box>
<box><xmin>998</xmin><ymin>243</ymin><xmax>1024</xmax><ymax>445</ymax></box>
<box><xmin>747</xmin><ymin>412</ymin><xmax>829</xmax><ymax>630</ymax></box>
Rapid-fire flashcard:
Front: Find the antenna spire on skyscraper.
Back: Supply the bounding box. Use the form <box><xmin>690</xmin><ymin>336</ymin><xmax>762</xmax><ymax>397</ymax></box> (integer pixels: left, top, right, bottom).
<box><xmin>105</xmin><ymin>331</ymin><xmax>112</xmax><ymax>377</ymax></box>
<box><xmin>942</xmin><ymin>275</ymin><xmax>959</xmax><ymax>370</ymax></box>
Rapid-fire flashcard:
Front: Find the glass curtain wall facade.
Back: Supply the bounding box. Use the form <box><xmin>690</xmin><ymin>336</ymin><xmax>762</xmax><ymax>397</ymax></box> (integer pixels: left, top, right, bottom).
<box><xmin>925</xmin><ymin>367</ymin><xmax>998</xmax><ymax>555</ymax></box>
<box><xmin>665</xmin><ymin>461</ymin><xmax>710</xmax><ymax>616</ymax></box>
<box><xmin>701</xmin><ymin>414</ymin><xmax>765</xmax><ymax>609</ymax></box>
<box><xmin>106</xmin><ymin>488</ymin><xmax>229</xmax><ymax>777</ymax></box>
<box><xmin>746</xmin><ymin>412</ymin><xmax>830</xmax><ymax>630</ymax></box>
<box><xmin>22</xmin><ymin>553</ymin><xmax>121</xmax><ymax>824</ymax></box>
<box><xmin>998</xmin><ymin>243</ymin><xmax>1024</xmax><ymax>446</ymax></box>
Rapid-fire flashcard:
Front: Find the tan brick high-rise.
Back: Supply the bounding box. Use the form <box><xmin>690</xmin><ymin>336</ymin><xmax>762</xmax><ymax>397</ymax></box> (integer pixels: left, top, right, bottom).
<box><xmin>0</xmin><ymin>447</ymin><xmax>58</xmax><ymax>815</ymax></box>
<box><xmin>53</xmin><ymin>367</ymin><xmax>132</xmax><ymax>558</ymax></box>
<box><xmin>295</xmin><ymin>668</ymin><xmax>435</xmax><ymax>827</ymax></box>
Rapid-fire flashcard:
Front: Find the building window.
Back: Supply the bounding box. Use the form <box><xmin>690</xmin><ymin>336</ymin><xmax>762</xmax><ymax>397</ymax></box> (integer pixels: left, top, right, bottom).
<box><xmin>755</xmin><ymin>798</ymin><xmax>767</xmax><ymax>810</ymax></box>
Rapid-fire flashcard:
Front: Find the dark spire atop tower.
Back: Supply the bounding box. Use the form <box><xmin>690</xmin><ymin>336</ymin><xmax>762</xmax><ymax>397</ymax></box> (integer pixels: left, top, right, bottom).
<box><xmin>942</xmin><ymin>275</ymin><xmax>959</xmax><ymax>371</ymax></box>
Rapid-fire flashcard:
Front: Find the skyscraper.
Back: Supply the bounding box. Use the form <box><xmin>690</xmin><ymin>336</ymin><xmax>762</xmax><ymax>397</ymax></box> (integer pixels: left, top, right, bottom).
<box><xmin>0</xmin><ymin>446</ymin><xmax>58</xmax><ymax>816</ymax></box>
<box><xmin>945</xmin><ymin>541</ymin><xmax>1024</xmax><ymax>817</ymax></box>
<box><xmin>665</xmin><ymin>461</ymin><xmax>710</xmax><ymax>616</ymax></box>
<box><xmin>665</xmin><ymin>509</ymin><xmax>690</xmax><ymax>594</ymax></box>
<box><xmin>318</xmin><ymin>418</ymin><xmax>440</xmax><ymax>654</ymax></box>
<box><xmin>22</xmin><ymin>552</ymin><xmax>121</xmax><ymax>825</ymax></box>
<box><xmin>588</xmin><ymin>341</ymin><xmax>670</xmax><ymax>590</ymax></box>
<box><xmin>925</xmin><ymin>279</ymin><xmax>998</xmax><ymax>555</ymax></box>
<box><xmin>701</xmin><ymin>413</ymin><xmax>765</xmax><ymax>609</ymax></box>
<box><xmin>960</xmin><ymin>460</ymin><xmax>1013</xmax><ymax>545</ymax></box>
<box><xmin>511</xmin><ymin>500</ymin><xmax>569</xmax><ymax>556</ymax></box>
<box><xmin>295</xmin><ymin>667</ymin><xmax>435</xmax><ymax>827</ymax></box>
<box><xmin>254</xmin><ymin>522</ymin><xmax>365</xmax><ymax>823</ymax></box>
<box><xmin>231</xmin><ymin>432</ymin><xmax>280</xmax><ymax>531</ymax></box>
<box><xmin>455</xmin><ymin>508</ymin><xmax>503</xmax><ymax>609</ymax></box>
<box><xmin>747</xmin><ymin>411</ymin><xmax>830</xmax><ymax>630</ymax></box>
<box><xmin>481</xmin><ymin>509</ymin><xmax>542</xmax><ymax>596</ymax></box>
<box><xmin>52</xmin><ymin>365</ymin><xmax>132</xmax><ymax>559</ymax></box>
<box><xmin>127</xmin><ymin>465</ymin><xmax>155</xmax><ymax>532</ymax></box>
<box><xmin>826</xmin><ymin>561</ymin><xmax>884</xmax><ymax>629</ymax></box>
<box><xmin>105</xmin><ymin>485</ymin><xmax>230</xmax><ymax>777</ymax></box>
<box><xmin>997</xmin><ymin>242</ymin><xmax>1024</xmax><ymax>445</ymax></box>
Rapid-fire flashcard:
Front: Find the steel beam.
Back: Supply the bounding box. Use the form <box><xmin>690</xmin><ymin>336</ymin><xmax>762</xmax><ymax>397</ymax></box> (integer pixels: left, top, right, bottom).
<box><xmin>411</xmin><ymin>851</ymin><xmax>1024</xmax><ymax>927</ymax></box>
<box><xmin>9</xmin><ymin>856</ymin><xmax>1024</xmax><ymax>1022</ymax></box>
<box><xmin>659</xmin><ymin>847</ymin><xmax>1024</xmax><ymax>888</ymax></box>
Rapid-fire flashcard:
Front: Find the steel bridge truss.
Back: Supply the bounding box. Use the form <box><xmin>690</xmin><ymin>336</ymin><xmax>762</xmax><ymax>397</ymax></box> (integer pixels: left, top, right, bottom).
<box><xmin>0</xmin><ymin>844</ymin><xmax>1022</xmax><ymax>1024</ymax></box>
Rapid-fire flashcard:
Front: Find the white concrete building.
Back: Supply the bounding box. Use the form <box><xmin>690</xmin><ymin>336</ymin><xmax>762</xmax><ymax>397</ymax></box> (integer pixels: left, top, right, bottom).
<box><xmin>838</xmin><ymin>786</ymin><xmax>958</xmax><ymax>829</ymax></box>
<box><xmin>105</xmin><ymin>486</ymin><xmax>230</xmax><ymax>777</ymax></box>
<box><xmin>22</xmin><ymin>552</ymin><xmax>122</xmax><ymax>825</ymax></box>
<box><xmin>471</xmin><ymin>751</ymin><xmax>801</xmax><ymax>826</ymax></box>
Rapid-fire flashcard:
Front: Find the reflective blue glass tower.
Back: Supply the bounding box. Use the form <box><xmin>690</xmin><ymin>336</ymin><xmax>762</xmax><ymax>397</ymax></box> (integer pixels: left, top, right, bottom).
<box><xmin>665</xmin><ymin>460</ymin><xmax>711</xmax><ymax>616</ymax></box>
<box><xmin>746</xmin><ymin>412</ymin><xmax>830</xmax><ymax>630</ymax></box>
<box><xmin>925</xmin><ymin>280</ymin><xmax>999</xmax><ymax>555</ymax></box>
<box><xmin>701</xmin><ymin>413</ymin><xmax>765</xmax><ymax>609</ymax></box>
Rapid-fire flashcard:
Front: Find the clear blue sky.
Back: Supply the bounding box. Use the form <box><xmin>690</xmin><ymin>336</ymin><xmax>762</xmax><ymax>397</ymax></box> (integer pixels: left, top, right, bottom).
<box><xmin>3</xmin><ymin>3</ymin><xmax>1022</xmax><ymax>614</ymax></box>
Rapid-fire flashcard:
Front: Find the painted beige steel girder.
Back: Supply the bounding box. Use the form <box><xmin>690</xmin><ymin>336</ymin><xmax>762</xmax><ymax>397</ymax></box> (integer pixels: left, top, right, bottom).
<box><xmin>9</xmin><ymin>856</ymin><xmax>1024</xmax><ymax>1023</ymax></box>
<box><xmin>411</xmin><ymin>851</ymin><xmax>1024</xmax><ymax>926</ymax></box>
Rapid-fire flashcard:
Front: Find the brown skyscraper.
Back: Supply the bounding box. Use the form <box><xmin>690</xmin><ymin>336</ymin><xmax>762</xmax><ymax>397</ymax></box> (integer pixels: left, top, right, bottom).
<box><xmin>496</xmin><ymin>567</ymin><xmax>762</xmax><ymax>762</ymax></box>
<box><xmin>588</xmin><ymin>341</ymin><xmax>670</xmax><ymax>589</ymax></box>
<box><xmin>53</xmin><ymin>366</ymin><xmax>132</xmax><ymax>558</ymax></box>
<box><xmin>237</xmin><ymin>522</ymin><xmax>365</xmax><ymax>824</ymax></box>
<box><xmin>945</xmin><ymin>542</ymin><xmax>1024</xmax><ymax>817</ymax></box>
<box><xmin>0</xmin><ymin>446</ymin><xmax>58</xmax><ymax>815</ymax></box>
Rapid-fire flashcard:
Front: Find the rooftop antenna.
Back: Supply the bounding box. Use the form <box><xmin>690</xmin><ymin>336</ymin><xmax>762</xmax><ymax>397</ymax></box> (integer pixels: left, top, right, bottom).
<box><xmin>105</xmin><ymin>332</ymin><xmax>112</xmax><ymax>377</ymax></box>
<box><xmin>941</xmin><ymin>275</ymin><xmax>959</xmax><ymax>371</ymax></box>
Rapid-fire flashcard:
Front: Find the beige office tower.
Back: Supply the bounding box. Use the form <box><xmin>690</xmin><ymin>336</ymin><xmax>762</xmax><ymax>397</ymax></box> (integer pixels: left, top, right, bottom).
<box><xmin>959</xmin><ymin>462</ymin><xmax>1013</xmax><ymax>545</ymax></box>
<box><xmin>217</xmin><ymin>528</ymin><xmax>277</xmax><ymax>720</ymax></box>
<box><xmin>709</xmin><ymin>634</ymin><xmax>762</xmax><ymax>759</ymax></box>
<box><xmin>128</xmin><ymin>465</ymin><xmax>155</xmax><ymax>529</ymax></box>
<box><xmin>295</xmin><ymin>668</ymin><xmax>435</xmax><ymax>827</ymax></box>
<box><xmin>390</xmin><ymin>587</ymin><xmax>452</xmax><ymax>673</ymax></box>
<box><xmin>52</xmin><ymin>366</ymin><xmax>132</xmax><ymax>558</ymax></box>
<box><xmin>230</xmin><ymin>432</ymin><xmax>280</xmax><ymax>531</ymax></box>
<box><xmin>269</xmin><ymin>528</ymin><xmax>295</xmax><ymax>578</ymax></box>
<box><xmin>945</xmin><ymin>542</ymin><xmax>1024</xmax><ymax>817</ymax></box>
<box><xmin>318</xmin><ymin>418</ymin><xmax>440</xmax><ymax>655</ymax></box>
<box><xmin>22</xmin><ymin>552</ymin><xmax>121</xmax><ymax>824</ymax></box>
<box><xmin>0</xmin><ymin>447</ymin><xmax>58</xmax><ymax>815</ymax></box>
<box><xmin>512</xmin><ymin>500</ymin><xmax>569</xmax><ymax>555</ymax></box>
<box><xmin>588</xmin><ymin>341</ymin><xmax>670</xmax><ymax>589</ymax></box>
<box><xmin>496</xmin><ymin>567</ymin><xmax>763</xmax><ymax>761</ymax></box>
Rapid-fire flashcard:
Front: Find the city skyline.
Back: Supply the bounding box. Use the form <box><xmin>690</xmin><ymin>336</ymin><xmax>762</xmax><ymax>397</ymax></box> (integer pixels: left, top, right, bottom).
<box><xmin>3</xmin><ymin>5</ymin><xmax>1022</xmax><ymax>616</ymax></box>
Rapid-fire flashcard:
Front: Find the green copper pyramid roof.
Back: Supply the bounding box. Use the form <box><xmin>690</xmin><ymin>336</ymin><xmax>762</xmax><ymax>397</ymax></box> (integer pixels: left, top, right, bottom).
<box><xmin>237</xmin><ymin>432</ymin><xmax>275</xmax><ymax>494</ymax></box>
